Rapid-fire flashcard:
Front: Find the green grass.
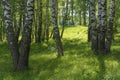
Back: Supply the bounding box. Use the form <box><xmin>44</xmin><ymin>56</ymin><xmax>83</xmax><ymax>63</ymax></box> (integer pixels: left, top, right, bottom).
<box><xmin>0</xmin><ymin>26</ymin><xmax>120</xmax><ymax>80</ymax></box>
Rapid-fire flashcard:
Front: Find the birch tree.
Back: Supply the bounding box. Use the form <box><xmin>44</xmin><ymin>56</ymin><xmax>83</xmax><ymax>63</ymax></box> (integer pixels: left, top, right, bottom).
<box><xmin>2</xmin><ymin>0</ymin><xmax>34</xmax><ymax>71</ymax></box>
<box><xmin>38</xmin><ymin>0</ymin><xmax>42</xmax><ymax>43</ymax></box>
<box><xmin>61</xmin><ymin>0</ymin><xmax>68</xmax><ymax>38</ymax></box>
<box><xmin>98</xmin><ymin>0</ymin><xmax>107</xmax><ymax>53</ymax></box>
<box><xmin>45</xmin><ymin>0</ymin><xmax>50</xmax><ymax>42</ymax></box>
<box><xmin>89</xmin><ymin>0</ymin><xmax>97</xmax><ymax>51</ymax></box>
<box><xmin>106</xmin><ymin>0</ymin><xmax>115</xmax><ymax>53</ymax></box>
<box><xmin>49</xmin><ymin>0</ymin><xmax>64</xmax><ymax>56</ymax></box>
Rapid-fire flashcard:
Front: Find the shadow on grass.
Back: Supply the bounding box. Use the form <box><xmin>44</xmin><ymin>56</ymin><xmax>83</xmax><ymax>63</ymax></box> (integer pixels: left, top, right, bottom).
<box><xmin>1</xmin><ymin>36</ymin><xmax>120</xmax><ymax>80</ymax></box>
<box><xmin>111</xmin><ymin>34</ymin><xmax>120</xmax><ymax>61</ymax></box>
<box><xmin>95</xmin><ymin>55</ymin><xmax>106</xmax><ymax>80</ymax></box>
<box><xmin>63</xmin><ymin>38</ymin><xmax>90</xmax><ymax>56</ymax></box>
<box><xmin>29</xmin><ymin>57</ymin><xmax>61</xmax><ymax>79</ymax></box>
<box><xmin>0</xmin><ymin>42</ymin><xmax>61</xmax><ymax>80</ymax></box>
<box><xmin>0</xmin><ymin>42</ymin><xmax>12</xmax><ymax>71</ymax></box>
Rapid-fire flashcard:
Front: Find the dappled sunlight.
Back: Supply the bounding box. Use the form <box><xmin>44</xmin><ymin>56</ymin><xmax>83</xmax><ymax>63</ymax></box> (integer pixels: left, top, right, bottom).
<box><xmin>1</xmin><ymin>26</ymin><xmax>120</xmax><ymax>80</ymax></box>
<box><xmin>0</xmin><ymin>0</ymin><xmax>118</xmax><ymax>78</ymax></box>
<box><xmin>105</xmin><ymin>60</ymin><xmax>119</xmax><ymax>70</ymax></box>
<box><xmin>63</xmin><ymin>26</ymin><xmax>88</xmax><ymax>41</ymax></box>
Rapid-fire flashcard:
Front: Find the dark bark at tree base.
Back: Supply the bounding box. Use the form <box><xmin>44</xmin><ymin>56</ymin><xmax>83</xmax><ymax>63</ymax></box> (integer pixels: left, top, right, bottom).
<box><xmin>2</xmin><ymin>0</ymin><xmax>34</xmax><ymax>71</ymax></box>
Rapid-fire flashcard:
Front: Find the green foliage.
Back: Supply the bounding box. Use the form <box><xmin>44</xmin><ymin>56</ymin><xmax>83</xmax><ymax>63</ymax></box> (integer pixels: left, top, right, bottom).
<box><xmin>0</xmin><ymin>26</ymin><xmax>120</xmax><ymax>80</ymax></box>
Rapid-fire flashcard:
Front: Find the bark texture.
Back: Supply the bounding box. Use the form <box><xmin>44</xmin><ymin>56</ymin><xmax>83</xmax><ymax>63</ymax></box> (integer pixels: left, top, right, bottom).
<box><xmin>98</xmin><ymin>0</ymin><xmax>107</xmax><ymax>53</ymax></box>
<box><xmin>2</xmin><ymin>0</ymin><xmax>19</xmax><ymax>70</ymax></box>
<box><xmin>106</xmin><ymin>0</ymin><xmax>115</xmax><ymax>53</ymax></box>
<box><xmin>89</xmin><ymin>0</ymin><xmax>97</xmax><ymax>51</ymax></box>
<box><xmin>50</xmin><ymin>0</ymin><xmax>64</xmax><ymax>56</ymax></box>
<box><xmin>2</xmin><ymin>0</ymin><xmax>34</xmax><ymax>71</ymax></box>
<box><xmin>18</xmin><ymin>0</ymin><xmax>34</xmax><ymax>70</ymax></box>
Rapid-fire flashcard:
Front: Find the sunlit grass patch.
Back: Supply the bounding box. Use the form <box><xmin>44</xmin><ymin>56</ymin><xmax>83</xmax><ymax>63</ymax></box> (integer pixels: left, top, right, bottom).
<box><xmin>63</xmin><ymin>26</ymin><xmax>88</xmax><ymax>41</ymax></box>
<box><xmin>0</xmin><ymin>26</ymin><xmax>120</xmax><ymax>80</ymax></box>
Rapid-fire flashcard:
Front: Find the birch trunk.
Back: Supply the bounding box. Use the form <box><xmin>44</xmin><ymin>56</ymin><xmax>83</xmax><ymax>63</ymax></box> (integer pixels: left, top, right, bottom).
<box><xmin>2</xmin><ymin>0</ymin><xmax>34</xmax><ymax>71</ymax></box>
<box><xmin>2</xmin><ymin>0</ymin><xmax>19</xmax><ymax>70</ymax></box>
<box><xmin>50</xmin><ymin>0</ymin><xmax>64</xmax><ymax>56</ymax></box>
<box><xmin>98</xmin><ymin>0</ymin><xmax>107</xmax><ymax>53</ymax></box>
<box><xmin>106</xmin><ymin>0</ymin><xmax>115</xmax><ymax>53</ymax></box>
<box><xmin>38</xmin><ymin>0</ymin><xmax>42</xmax><ymax>43</ymax></box>
<box><xmin>89</xmin><ymin>0</ymin><xmax>97</xmax><ymax>51</ymax></box>
<box><xmin>18</xmin><ymin>0</ymin><xmax>34</xmax><ymax>70</ymax></box>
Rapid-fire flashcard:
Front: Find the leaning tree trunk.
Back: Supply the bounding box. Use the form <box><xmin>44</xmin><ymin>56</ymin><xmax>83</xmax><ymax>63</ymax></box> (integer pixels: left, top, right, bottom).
<box><xmin>105</xmin><ymin>0</ymin><xmax>115</xmax><ymax>53</ymax></box>
<box><xmin>61</xmin><ymin>0</ymin><xmax>68</xmax><ymax>38</ymax></box>
<box><xmin>50</xmin><ymin>0</ymin><xmax>64</xmax><ymax>56</ymax></box>
<box><xmin>89</xmin><ymin>0</ymin><xmax>97</xmax><ymax>51</ymax></box>
<box><xmin>98</xmin><ymin>0</ymin><xmax>107</xmax><ymax>54</ymax></box>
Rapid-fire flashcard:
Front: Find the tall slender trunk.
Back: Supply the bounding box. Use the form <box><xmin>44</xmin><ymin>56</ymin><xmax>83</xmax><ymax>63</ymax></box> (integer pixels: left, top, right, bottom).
<box><xmin>83</xmin><ymin>0</ymin><xmax>87</xmax><ymax>26</ymax></box>
<box><xmin>60</xmin><ymin>7</ymin><xmax>65</xmax><ymax>38</ymax></box>
<box><xmin>34</xmin><ymin>9</ymin><xmax>38</xmax><ymax>43</ymax></box>
<box><xmin>1</xmin><ymin>18</ymin><xmax>4</xmax><ymax>40</ymax></box>
<box><xmin>12</xmin><ymin>0</ymin><xmax>17</xmax><ymax>32</ymax></box>
<box><xmin>20</xmin><ymin>1</ymin><xmax>26</xmax><ymax>33</ymax></box>
<box><xmin>98</xmin><ymin>0</ymin><xmax>107</xmax><ymax>54</ymax></box>
<box><xmin>105</xmin><ymin>0</ymin><xmax>115</xmax><ymax>53</ymax></box>
<box><xmin>38</xmin><ymin>0</ymin><xmax>42</xmax><ymax>43</ymax></box>
<box><xmin>50</xmin><ymin>0</ymin><xmax>64</xmax><ymax>56</ymax></box>
<box><xmin>88</xmin><ymin>0</ymin><xmax>91</xmax><ymax>42</ymax></box>
<box><xmin>0</xmin><ymin>16</ymin><xmax>3</xmax><ymax>41</ymax></box>
<box><xmin>61</xmin><ymin>0</ymin><xmax>68</xmax><ymax>38</ymax></box>
<box><xmin>83</xmin><ymin>11</ymin><xmax>86</xmax><ymax>26</ymax></box>
<box><xmin>79</xmin><ymin>11</ymin><xmax>82</xmax><ymax>25</ymax></box>
<box><xmin>89</xmin><ymin>0</ymin><xmax>97</xmax><ymax>51</ymax></box>
<box><xmin>71</xmin><ymin>0</ymin><xmax>74</xmax><ymax>25</ymax></box>
<box><xmin>45</xmin><ymin>0</ymin><xmax>50</xmax><ymax>42</ymax></box>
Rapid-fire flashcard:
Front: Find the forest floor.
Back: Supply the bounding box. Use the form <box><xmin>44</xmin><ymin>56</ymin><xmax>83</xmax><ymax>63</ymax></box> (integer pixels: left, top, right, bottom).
<box><xmin>0</xmin><ymin>26</ymin><xmax>120</xmax><ymax>80</ymax></box>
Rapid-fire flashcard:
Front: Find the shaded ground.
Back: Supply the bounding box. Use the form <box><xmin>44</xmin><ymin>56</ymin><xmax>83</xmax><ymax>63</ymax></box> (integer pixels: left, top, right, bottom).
<box><xmin>0</xmin><ymin>26</ymin><xmax>120</xmax><ymax>80</ymax></box>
